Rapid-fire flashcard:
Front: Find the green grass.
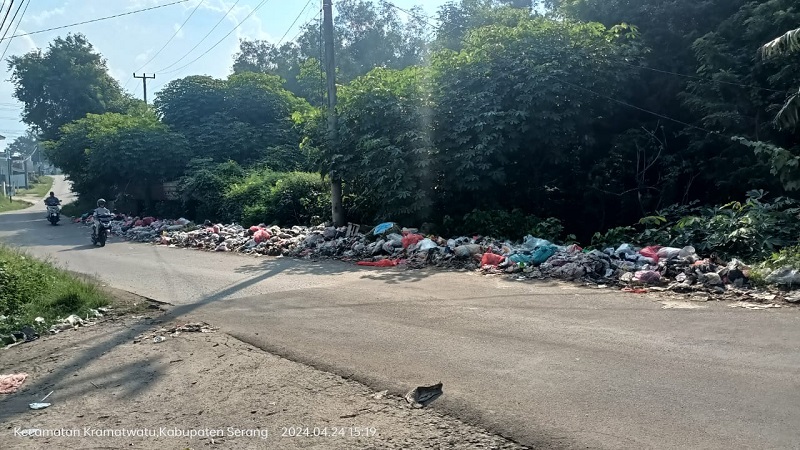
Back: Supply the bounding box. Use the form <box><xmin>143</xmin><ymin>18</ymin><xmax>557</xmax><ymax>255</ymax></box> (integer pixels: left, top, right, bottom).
<box><xmin>17</xmin><ymin>175</ymin><xmax>54</xmax><ymax>197</ymax></box>
<box><xmin>0</xmin><ymin>196</ymin><xmax>30</xmax><ymax>213</ymax></box>
<box><xmin>0</xmin><ymin>245</ymin><xmax>110</xmax><ymax>337</ymax></box>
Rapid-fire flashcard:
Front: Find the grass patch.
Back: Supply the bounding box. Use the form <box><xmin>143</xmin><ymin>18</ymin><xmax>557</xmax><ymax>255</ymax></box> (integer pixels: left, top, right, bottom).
<box><xmin>0</xmin><ymin>245</ymin><xmax>110</xmax><ymax>336</ymax></box>
<box><xmin>17</xmin><ymin>175</ymin><xmax>54</xmax><ymax>198</ymax></box>
<box><xmin>0</xmin><ymin>196</ymin><xmax>30</xmax><ymax>213</ymax></box>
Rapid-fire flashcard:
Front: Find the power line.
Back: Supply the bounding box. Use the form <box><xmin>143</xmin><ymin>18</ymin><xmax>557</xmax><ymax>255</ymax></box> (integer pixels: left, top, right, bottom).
<box><xmin>276</xmin><ymin>0</ymin><xmax>314</xmax><ymax>46</ymax></box>
<box><xmin>288</xmin><ymin>6</ymin><xmax>320</xmax><ymax>45</ymax></box>
<box><xmin>0</xmin><ymin>0</ymin><xmax>189</xmax><ymax>42</ymax></box>
<box><xmin>0</xmin><ymin>0</ymin><xmax>15</xmax><ymax>38</ymax></box>
<box><xmin>559</xmin><ymin>78</ymin><xmax>720</xmax><ymax>136</ymax></box>
<box><xmin>0</xmin><ymin>0</ymin><xmax>28</xmax><ymax>62</ymax></box>
<box><xmin>154</xmin><ymin>0</ymin><xmax>241</xmax><ymax>73</ymax></box>
<box><xmin>611</xmin><ymin>58</ymin><xmax>786</xmax><ymax>94</ymax></box>
<box><xmin>161</xmin><ymin>0</ymin><xmax>272</xmax><ymax>75</ymax></box>
<box><xmin>124</xmin><ymin>0</ymin><xmax>205</xmax><ymax>90</ymax></box>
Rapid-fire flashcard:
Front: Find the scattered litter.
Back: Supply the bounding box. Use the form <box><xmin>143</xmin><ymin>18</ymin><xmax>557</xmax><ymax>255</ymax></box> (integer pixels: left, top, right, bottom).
<box><xmin>153</xmin><ymin>336</ymin><xmax>166</xmax><ymax>343</ymax></box>
<box><xmin>0</xmin><ymin>373</ymin><xmax>28</xmax><ymax>394</ymax></box>
<box><xmin>169</xmin><ymin>322</ymin><xmax>217</xmax><ymax>334</ymax></box>
<box><xmin>372</xmin><ymin>390</ymin><xmax>389</xmax><ymax>400</ymax></box>
<box><xmin>405</xmin><ymin>382</ymin><xmax>443</xmax><ymax>408</ymax></box>
<box><xmin>29</xmin><ymin>391</ymin><xmax>53</xmax><ymax>410</ymax></box>
<box><xmin>729</xmin><ymin>303</ymin><xmax>783</xmax><ymax>310</ymax></box>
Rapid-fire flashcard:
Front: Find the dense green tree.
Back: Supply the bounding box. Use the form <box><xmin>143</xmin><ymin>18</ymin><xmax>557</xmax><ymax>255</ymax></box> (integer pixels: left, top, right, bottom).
<box><xmin>336</xmin><ymin>66</ymin><xmax>437</xmax><ymax>223</ymax></box>
<box><xmin>233</xmin><ymin>0</ymin><xmax>429</xmax><ymax>104</ymax></box>
<box><xmin>431</xmin><ymin>16</ymin><xmax>642</xmax><ymax>229</ymax></box>
<box><xmin>7</xmin><ymin>34</ymin><xmax>131</xmax><ymax>141</ymax></box>
<box><xmin>46</xmin><ymin>112</ymin><xmax>188</xmax><ymax>200</ymax></box>
<box><xmin>154</xmin><ymin>73</ymin><xmax>309</xmax><ymax>169</ymax></box>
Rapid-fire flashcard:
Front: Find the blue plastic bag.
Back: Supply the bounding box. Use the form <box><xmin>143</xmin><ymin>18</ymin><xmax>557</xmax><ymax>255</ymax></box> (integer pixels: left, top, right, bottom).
<box><xmin>372</xmin><ymin>222</ymin><xmax>395</xmax><ymax>236</ymax></box>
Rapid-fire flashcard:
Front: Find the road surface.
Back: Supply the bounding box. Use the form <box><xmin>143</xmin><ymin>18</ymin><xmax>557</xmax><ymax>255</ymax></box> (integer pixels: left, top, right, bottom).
<box><xmin>2</xmin><ymin>176</ymin><xmax>799</xmax><ymax>449</ymax></box>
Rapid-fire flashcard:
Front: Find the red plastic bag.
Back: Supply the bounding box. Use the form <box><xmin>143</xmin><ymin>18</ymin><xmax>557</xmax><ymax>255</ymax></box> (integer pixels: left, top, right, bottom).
<box><xmin>357</xmin><ymin>259</ymin><xmax>399</xmax><ymax>267</ymax></box>
<box><xmin>254</xmin><ymin>229</ymin><xmax>271</xmax><ymax>244</ymax></box>
<box><xmin>639</xmin><ymin>246</ymin><xmax>662</xmax><ymax>263</ymax></box>
<box><xmin>480</xmin><ymin>252</ymin><xmax>506</xmax><ymax>267</ymax></box>
<box><xmin>401</xmin><ymin>234</ymin><xmax>425</xmax><ymax>249</ymax></box>
<box><xmin>249</xmin><ymin>226</ymin><xmax>261</xmax><ymax>234</ymax></box>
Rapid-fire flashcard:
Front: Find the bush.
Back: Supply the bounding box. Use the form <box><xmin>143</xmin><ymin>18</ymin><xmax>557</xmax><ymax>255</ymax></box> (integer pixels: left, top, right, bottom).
<box><xmin>0</xmin><ymin>246</ymin><xmax>109</xmax><ymax>334</ymax></box>
<box><xmin>632</xmin><ymin>191</ymin><xmax>800</xmax><ymax>260</ymax></box>
<box><xmin>225</xmin><ymin>170</ymin><xmax>330</xmax><ymax>226</ymax></box>
<box><xmin>443</xmin><ymin>209</ymin><xmax>566</xmax><ymax>241</ymax></box>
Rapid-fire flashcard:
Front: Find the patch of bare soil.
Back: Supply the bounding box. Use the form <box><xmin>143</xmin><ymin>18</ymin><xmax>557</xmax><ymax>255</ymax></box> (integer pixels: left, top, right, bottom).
<box><xmin>0</xmin><ymin>290</ymin><xmax>526</xmax><ymax>449</ymax></box>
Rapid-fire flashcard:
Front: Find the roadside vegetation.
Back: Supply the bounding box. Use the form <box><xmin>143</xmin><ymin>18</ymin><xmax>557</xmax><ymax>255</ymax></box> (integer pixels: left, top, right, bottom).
<box><xmin>0</xmin><ymin>245</ymin><xmax>109</xmax><ymax>336</ymax></box>
<box><xmin>17</xmin><ymin>175</ymin><xmax>54</xmax><ymax>198</ymax></box>
<box><xmin>3</xmin><ymin>1</ymin><xmax>799</xmax><ymax>270</ymax></box>
<box><xmin>0</xmin><ymin>197</ymin><xmax>29</xmax><ymax>213</ymax></box>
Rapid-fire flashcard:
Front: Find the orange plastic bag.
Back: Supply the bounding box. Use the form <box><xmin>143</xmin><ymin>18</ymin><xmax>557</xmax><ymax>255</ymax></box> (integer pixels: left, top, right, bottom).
<box><xmin>480</xmin><ymin>252</ymin><xmax>506</xmax><ymax>267</ymax></box>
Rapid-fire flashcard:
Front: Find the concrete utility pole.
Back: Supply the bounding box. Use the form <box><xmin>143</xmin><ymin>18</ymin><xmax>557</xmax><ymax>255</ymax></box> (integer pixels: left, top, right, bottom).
<box><xmin>323</xmin><ymin>0</ymin><xmax>345</xmax><ymax>227</ymax></box>
<box><xmin>134</xmin><ymin>73</ymin><xmax>156</xmax><ymax>104</ymax></box>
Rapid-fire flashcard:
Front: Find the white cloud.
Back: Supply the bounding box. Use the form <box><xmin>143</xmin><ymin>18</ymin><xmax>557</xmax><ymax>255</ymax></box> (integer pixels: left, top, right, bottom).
<box><xmin>25</xmin><ymin>7</ymin><xmax>66</xmax><ymax>26</ymax></box>
<box><xmin>135</xmin><ymin>51</ymin><xmax>152</xmax><ymax>63</ymax></box>
<box><xmin>173</xmin><ymin>23</ymin><xmax>185</xmax><ymax>39</ymax></box>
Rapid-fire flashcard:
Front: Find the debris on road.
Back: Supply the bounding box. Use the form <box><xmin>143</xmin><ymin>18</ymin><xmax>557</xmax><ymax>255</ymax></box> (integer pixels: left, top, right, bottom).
<box><xmin>29</xmin><ymin>391</ymin><xmax>53</xmax><ymax>410</ymax></box>
<box><xmin>0</xmin><ymin>373</ymin><xmax>28</xmax><ymax>394</ymax></box>
<box><xmin>169</xmin><ymin>322</ymin><xmax>217</xmax><ymax>334</ymax></box>
<box><xmin>405</xmin><ymin>382</ymin><xmax>443</xmax><ymax>408</ymax></box>
<box><xmin>74</xmin><ymin>215</ymin><xmax>800</xmax><ymax>304</ymax></box>
<box><xmin>136</xmin><ymin>321</ymin><xmax>218</xmax><ymax>344</ymax></box>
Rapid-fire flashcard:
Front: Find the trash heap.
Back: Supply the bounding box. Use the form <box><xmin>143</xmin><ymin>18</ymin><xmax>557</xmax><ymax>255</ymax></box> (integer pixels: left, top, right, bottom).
<box><xmin>77</xmin><ymin>217</ymin><xmax>800</xmax><ymax>296</ymax></box>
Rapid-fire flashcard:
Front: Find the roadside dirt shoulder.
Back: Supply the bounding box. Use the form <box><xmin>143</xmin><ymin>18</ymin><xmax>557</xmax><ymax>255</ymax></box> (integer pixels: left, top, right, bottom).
<box><xmin>0</xmin><ymin>290</ymin><xmax>526</xmax><ymax>450</ymax></box>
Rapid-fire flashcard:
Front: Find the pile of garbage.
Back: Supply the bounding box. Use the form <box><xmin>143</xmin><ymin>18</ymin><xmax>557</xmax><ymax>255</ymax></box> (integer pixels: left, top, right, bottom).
<box><xmin>77</xmin><ymin>216</ymin><xmax>800</xmax><ymax>297</ymax></box>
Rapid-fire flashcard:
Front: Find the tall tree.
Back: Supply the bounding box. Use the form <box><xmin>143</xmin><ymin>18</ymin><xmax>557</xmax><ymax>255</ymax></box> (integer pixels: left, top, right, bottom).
<box><xmin>7</xmin><ymin>34</ymin><xmax>129</xmax><ymax>141</ymax></box>
<box><xmin>761</xmin><ymin>26</ymin><xmax>800</xmax><ymax>130</ymax></box>
<box><xmin>46</xmin><ymin>112</ymin><xmax>189</xmax><ymax>200</ymax></box>
<box><xmin>154</xmin><ymin>73</ymin><xmax>310</xmax><ymax>170</ymax></box>
<box><xmin>232</xmin><ymin>0</ymin><xmax>430</xmax><ymax>104</ymax></box>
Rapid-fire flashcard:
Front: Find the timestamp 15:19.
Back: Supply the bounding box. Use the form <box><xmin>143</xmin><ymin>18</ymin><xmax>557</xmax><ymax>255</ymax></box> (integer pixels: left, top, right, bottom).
<box><xmin>281</xmin><ymin>427</ymin><xmax>378</xmax><ymax>438</ymax></box>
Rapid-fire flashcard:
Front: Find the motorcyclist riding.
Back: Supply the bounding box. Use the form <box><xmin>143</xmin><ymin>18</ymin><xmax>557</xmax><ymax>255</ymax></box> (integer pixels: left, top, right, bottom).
<box><xmin>92</xmin><ymin>198</ymin><xmax>111</xmax><ymax>237</ymax></box>
<box><xmin>44</xmin><ymin>192</ymin><xmax>60</xmax><ymax>207</ymax></box>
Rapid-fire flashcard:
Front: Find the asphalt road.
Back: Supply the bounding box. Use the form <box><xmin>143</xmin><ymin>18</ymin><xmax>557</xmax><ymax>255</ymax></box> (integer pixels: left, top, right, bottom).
<box><xmin>2</xmin><ymin>176</ymin><xmax>800</xmax><ymax>449</ymax></box>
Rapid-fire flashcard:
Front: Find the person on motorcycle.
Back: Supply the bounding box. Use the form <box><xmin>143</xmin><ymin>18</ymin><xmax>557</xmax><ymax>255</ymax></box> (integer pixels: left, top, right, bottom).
<box><xmin>92</xmin><ymin>199</ymin><xmax>111</xmax><ymax>236</ymax></box>
<box><xmin>44</xmin><ymin>192</ymin><xmax>60</xmax><ymax>207</ymax></box>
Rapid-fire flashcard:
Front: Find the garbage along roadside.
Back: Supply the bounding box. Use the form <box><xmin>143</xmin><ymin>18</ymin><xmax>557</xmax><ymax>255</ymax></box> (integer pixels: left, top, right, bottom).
<box><xmin>74</xmin><ymin>216</ymin><xmax>800</xmax><ymax>303</ymax></box>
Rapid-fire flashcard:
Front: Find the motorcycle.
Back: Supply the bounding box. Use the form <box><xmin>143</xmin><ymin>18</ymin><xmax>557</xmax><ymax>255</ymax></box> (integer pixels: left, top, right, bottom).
<box><xmin>46</xmin><ymin>205</ymin><xmax>60</xmax><ymax>225</ymax></box>
<box><xmin>91</xmin><ymin>214</ymin><xmax>114</xmax><ymax>247</ymax></box>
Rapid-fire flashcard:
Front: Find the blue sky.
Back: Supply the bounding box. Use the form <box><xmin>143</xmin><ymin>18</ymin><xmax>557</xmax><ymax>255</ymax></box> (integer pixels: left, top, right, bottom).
<box><xmin>0</xmin><ymin>0</ymin><xmax>449</xmax><ymax>149</ymax></box>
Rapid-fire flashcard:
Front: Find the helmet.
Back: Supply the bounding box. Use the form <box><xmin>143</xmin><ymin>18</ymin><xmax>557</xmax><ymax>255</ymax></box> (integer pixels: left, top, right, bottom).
<box><xmin>49</xmin><ymin>191</ymin><xmax>55</xmax><ymax>196</ymax></box>
<box><xmin>97</xmin><ymin>199</ymin><xmax>106</xmax><ymax>207</ymax></box>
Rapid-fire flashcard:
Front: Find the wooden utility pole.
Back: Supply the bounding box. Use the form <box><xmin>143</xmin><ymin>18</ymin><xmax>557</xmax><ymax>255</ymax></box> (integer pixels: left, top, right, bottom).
<box><xmin>323</xmin><ymin>0</ymin><xmax>345</xmax><ymax>227</ymax></box>
<box><xmin>133</xmin><ymin>73</ymin><xmax>156</xmax><ymax>104</ymax></box>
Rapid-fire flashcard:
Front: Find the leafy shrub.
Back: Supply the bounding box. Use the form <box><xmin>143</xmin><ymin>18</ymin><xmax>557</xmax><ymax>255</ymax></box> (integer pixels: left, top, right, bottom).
<box><xmin>179</xmin><ymin>159</ymin><xmax>245</xmax><ymax>222</ymax></box>
<box><xmin>633</xmin><ymin>191</ymin><xmax>800</xmax><ymax>260</ymax></box>
<box><xmin>444</xmin><ymin>209</ymin><xmax>565</xmax><ymax>241</ymax></box>
<box><xmin>225</xmin><ymin>170</ymin><xmax>330</xmax><ymax>226</ymax></box>
<box><xmin>590</xmin><ymin>226</ymin><xmax>637</xmax><ymax>249</ymax></box>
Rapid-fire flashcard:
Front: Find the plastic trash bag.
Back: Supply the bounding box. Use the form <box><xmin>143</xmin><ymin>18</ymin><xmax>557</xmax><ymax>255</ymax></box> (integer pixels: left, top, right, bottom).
<box><xmin>523</xmin><ymin>235</ymin><xmax>552</xmax><ymax>250</ymax></box>
<box><xmin>765</xmin><ymin>267</ymin><xmax>800</xmax><ymax>286</ymax></box>
<box><xmin>372</xmin><ymin>222</ymin><xmax>396</xmax><ymax>235</ymax></box>
<box><xmin>480</xmin><ymin>253</ymin><xmax>506</xmax><ymax>267</ymax></box>
<box><xmin>418</xmin><ymin>239</ymin><xmax>438</xmax><ymax>251</ymax></box>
